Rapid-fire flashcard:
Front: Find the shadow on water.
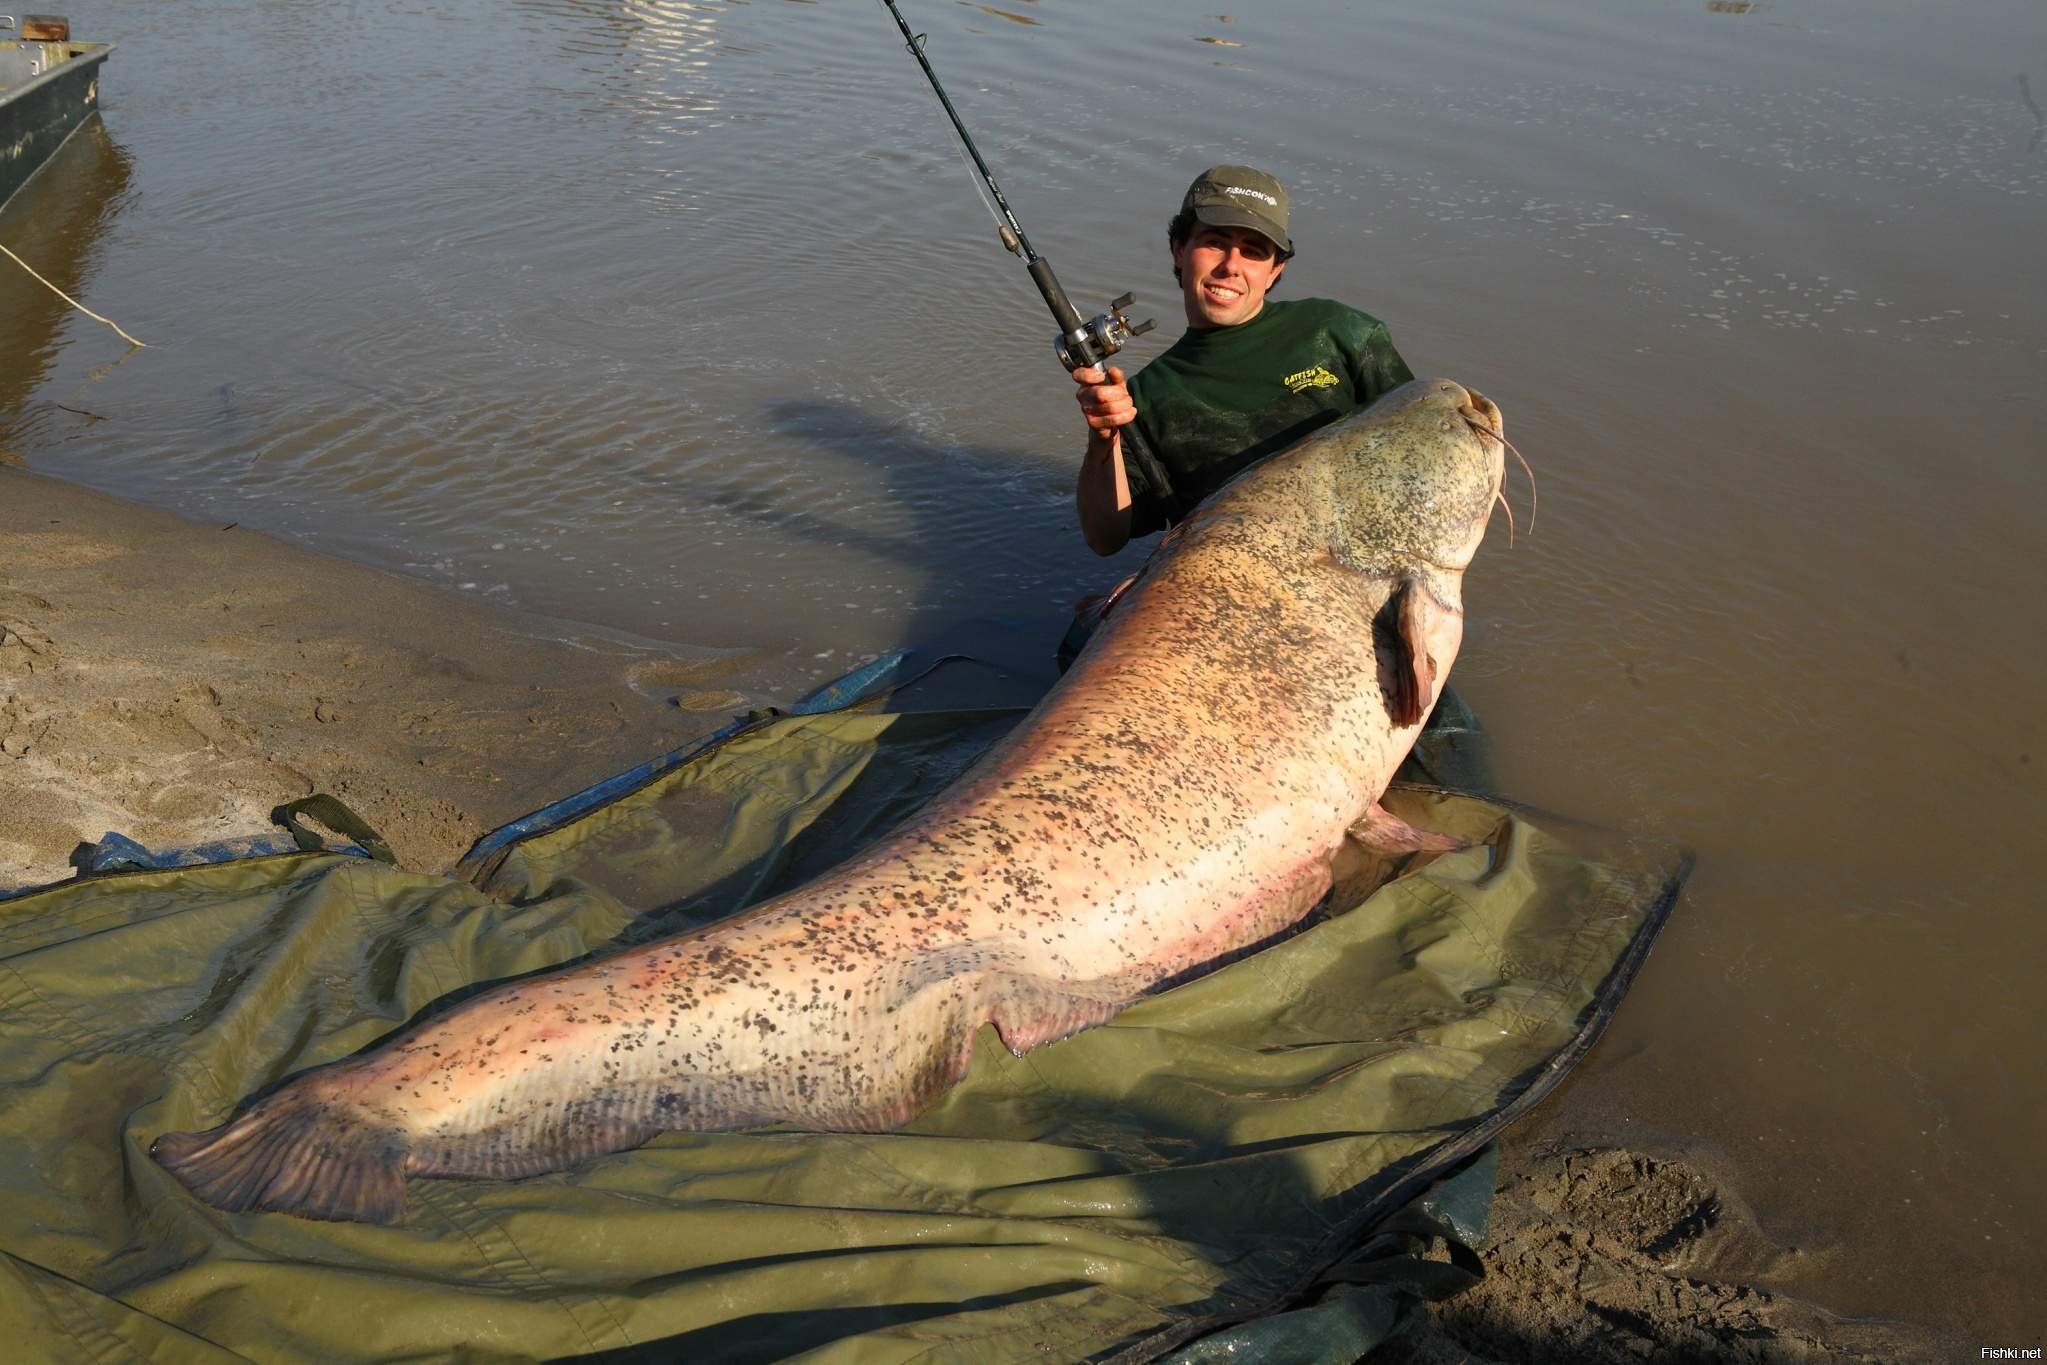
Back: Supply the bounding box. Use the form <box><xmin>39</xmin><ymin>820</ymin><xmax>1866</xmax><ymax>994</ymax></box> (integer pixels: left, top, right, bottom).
<box><xmin>0</xmin><ymin>114</ymin><xmax>134</xmax><ymax>432</ymax></box>
<box><xmin>754</xmin><ymin>396</ymin><xmax>1113</xmax><ymax>643</ymax></box>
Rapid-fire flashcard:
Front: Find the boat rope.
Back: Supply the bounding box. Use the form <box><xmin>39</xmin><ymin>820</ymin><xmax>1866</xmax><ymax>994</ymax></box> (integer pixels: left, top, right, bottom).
<box><xmin>0</xmin><ymin>242</ymin><xmax>147</xmax><ymax>348</ymax></box>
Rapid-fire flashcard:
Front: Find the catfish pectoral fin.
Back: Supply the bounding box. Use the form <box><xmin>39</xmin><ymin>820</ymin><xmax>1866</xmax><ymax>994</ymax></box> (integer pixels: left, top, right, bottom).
<box><xmin>152</xmin><ymin>1091</ymin><xmax>410</xmax><ymax>1224</ymax></box>
<box><xmin>1390</xmin><ymin>577</ymin><xmax>1440</xmax><ymax>727</ymax></box>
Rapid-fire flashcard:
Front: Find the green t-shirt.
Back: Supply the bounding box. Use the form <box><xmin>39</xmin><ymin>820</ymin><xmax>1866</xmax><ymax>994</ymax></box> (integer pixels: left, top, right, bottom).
<box><xmin>1121</xmin><ymin>298</ymin><xmax>1414</xmax><ymax>536</ymax></box>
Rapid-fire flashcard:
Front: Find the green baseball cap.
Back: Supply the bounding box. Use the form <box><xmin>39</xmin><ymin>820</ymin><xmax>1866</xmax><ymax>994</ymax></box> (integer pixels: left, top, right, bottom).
<box><xmin>1181</xmin><ymin>165</ymin><xmax>1292</xmax><ymax>254</ymax></box>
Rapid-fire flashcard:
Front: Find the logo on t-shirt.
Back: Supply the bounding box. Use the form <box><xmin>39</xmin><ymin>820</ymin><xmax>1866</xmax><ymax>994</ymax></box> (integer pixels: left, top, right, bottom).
<box><xmin>1282</xmin><ymin>365</ymin><xmax>1341</xmax><ymax>394</ymax></box>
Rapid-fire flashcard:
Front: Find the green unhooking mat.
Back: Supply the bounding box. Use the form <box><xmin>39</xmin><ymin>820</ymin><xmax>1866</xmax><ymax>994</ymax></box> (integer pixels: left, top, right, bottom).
<box><xmin>0</xmin><ymin>662</ymin><xmax>1684</xmax><ymax>1363</ymax></box>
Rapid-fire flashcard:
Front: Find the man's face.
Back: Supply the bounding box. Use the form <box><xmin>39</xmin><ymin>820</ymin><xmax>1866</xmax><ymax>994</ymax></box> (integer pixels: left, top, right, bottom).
<box><xmin>1173</xmin><ymin>223</ymin><xmax>1287</xmax><ymax>329</ymax></box>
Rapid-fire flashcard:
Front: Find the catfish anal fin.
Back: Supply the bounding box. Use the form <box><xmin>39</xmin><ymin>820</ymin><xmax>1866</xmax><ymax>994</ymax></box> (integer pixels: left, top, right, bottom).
<box><xmin>1348</xmin><ymin>802</ymin><xmax>1466</xmax><ymax>855</ymax></box>
<box><xmin>987</xmin><ymin>975</ymin><xmax>1126</xmax><ymax>1056</ymax></box>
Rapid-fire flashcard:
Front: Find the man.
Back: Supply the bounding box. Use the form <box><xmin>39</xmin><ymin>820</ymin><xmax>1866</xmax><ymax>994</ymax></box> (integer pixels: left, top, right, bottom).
<box><xmin>1072</xmin><ymin>165</ymin><xmax>1416</xmax><ymax>557</ymax></box>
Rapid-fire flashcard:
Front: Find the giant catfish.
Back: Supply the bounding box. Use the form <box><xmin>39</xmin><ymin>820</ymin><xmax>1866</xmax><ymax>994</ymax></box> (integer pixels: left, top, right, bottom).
<box><xmin>153</xmin><ymin>378</ymin><xmax>1512</xmax><ymax>1223</ymax></box>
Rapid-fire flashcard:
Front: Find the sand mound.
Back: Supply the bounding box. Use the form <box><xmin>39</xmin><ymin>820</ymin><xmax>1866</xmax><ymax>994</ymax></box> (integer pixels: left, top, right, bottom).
<box><xmin>1384</xmin><ymin>1147</ymin><xmax>1947</xmax><ymax>1363</ymax></box>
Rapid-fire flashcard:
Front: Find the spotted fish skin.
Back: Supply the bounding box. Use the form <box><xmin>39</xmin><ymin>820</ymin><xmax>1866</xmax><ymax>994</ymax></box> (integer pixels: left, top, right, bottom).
<box><xmin>151</xmin><ymin>380</ymin><xmax>1507</xmax><ymax>1223</ymax></box>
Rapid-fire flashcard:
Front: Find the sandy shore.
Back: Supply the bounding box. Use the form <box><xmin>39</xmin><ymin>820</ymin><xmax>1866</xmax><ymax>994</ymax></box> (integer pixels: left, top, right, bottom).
<box><xmin>0</xmin><ymin>467</ymin><xmax>1948</xmax><ymax>1360</ymax></box>
<box><xmin>0</xmin><ymin>464</ymin><xmax>780</xmax><ymax>885</ymax></box>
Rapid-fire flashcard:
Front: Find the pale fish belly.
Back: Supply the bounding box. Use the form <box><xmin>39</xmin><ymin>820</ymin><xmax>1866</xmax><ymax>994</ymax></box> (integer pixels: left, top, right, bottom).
<box><xmin>380</xmin><ymin>839</ymin><xmax>1337</xmax><ymax>1179</ymax></box>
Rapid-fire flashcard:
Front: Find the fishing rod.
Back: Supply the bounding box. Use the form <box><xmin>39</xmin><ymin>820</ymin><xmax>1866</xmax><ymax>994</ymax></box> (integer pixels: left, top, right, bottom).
<box><xmin>878</xmin><ymin>0</ymin><xmax>1151</xmax><ymax>372</ymax></box>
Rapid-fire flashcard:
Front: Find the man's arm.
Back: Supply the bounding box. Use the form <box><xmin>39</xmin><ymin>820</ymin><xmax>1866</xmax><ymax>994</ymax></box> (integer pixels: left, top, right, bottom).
<box><xmin>1074</xmin><ymin>365</ymin><xmax>1135</xmax><ymax>556</ymax></box>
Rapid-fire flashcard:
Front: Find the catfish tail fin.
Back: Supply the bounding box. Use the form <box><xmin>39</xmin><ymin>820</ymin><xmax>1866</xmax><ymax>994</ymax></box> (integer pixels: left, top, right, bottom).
<box><xmin>152</xmin><ymin>1089</ymin><xmax>410</xmax><ymax>1224</ymax></box>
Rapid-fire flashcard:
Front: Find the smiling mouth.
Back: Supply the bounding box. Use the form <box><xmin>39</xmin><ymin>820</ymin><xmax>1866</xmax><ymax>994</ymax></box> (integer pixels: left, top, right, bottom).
<box><xmin>1202</xmin><ymin>282</ymin><xmax>1243</xmax><ymax>303</ymax></box>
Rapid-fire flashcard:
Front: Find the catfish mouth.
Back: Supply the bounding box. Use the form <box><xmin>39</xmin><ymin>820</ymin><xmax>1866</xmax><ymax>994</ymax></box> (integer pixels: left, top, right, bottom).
<box><xmin>1459</xmin><ymin>387</ymin><xmax>1502</xmax><ymax>440</ymax></box>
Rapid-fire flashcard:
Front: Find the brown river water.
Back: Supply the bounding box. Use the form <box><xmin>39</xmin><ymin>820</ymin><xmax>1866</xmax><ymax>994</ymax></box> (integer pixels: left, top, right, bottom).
<box><xmin>4</xmin><ymin>0</ymin><xmax>2043</xmax><ymax>1345</ymax></box>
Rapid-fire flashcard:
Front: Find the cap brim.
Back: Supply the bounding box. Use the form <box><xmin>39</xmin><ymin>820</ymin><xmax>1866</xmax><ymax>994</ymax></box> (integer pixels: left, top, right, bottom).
<box><xmin>1190</xmin><ymin>204</ymin><xmax>1291</xmax><ymax>255</ymax></box>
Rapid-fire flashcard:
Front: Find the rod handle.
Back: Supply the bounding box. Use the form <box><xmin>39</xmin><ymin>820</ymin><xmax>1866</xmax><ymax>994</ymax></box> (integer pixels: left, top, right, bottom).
<box><xmin>1027</xmin><ymin>257</ymin><xmax>1085</xmax><ymax>336</ymax></box>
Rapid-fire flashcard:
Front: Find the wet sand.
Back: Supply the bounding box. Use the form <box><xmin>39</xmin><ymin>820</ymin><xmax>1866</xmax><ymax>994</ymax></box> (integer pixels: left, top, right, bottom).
<box><xmin>0</xmin><ymin>463</ymin><xmax>763</xmax><ymax>884</ymax></box>
<box><xmin>0</xmin><ymin>467</ymin><xmax>1949</xmax><ymax>1359</ymax></box>
<box><xmin>1388</xmin><ymin>1134</ymin><xmax>1951</xmax><ymax>1363</ymax></box>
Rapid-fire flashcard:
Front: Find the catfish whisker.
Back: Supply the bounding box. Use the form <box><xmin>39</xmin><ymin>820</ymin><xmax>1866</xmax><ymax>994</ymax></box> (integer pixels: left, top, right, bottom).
<box><xmin>1501</xmin><ymin>431</ymin><xmax>1537</xmax><ymax>535</ymax></box>
<box><xmin>1462</xmin><ymin>407</ymin><xmax>1537</xmax><ymax>536</ymax></box>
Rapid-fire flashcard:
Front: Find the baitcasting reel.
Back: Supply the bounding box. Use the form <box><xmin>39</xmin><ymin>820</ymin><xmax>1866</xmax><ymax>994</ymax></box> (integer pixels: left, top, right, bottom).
<box><xmin>1053</xmin><ymin>291</ymin><xmax>1155</xmax><ymax>374</ymax></box>
<box><xmin>994</xmin><ymin>226</ymin><xmax>1154</xmax><ymax>373</ymax></box>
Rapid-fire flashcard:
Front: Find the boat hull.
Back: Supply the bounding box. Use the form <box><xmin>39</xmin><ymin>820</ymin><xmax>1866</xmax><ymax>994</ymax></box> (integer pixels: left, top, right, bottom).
<box><xmin>0</xmin><ymin>38</ymin><xmax>112</xmax><ymax>212</ymax></box>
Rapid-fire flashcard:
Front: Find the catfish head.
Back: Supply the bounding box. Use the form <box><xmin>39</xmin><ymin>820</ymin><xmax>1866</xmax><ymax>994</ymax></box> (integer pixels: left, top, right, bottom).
<box><xmin>1310</xmin><ymin>379</ymin><xmax>1511</xmax><ymax>729</ymax></box>
<box><xmin>1321</xmin><ymin>378</ymin><xmax>1508</xmax><ymax>583</ymax></box>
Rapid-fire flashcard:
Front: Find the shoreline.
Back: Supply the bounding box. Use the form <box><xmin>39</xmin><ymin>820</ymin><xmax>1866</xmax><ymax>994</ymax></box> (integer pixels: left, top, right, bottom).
<box><xmin>0</xmin><ymin>467</ymin><xmax>1947</xmax><ymax>1359</ymax></box>
<box><xmin>0</xmin><ymin>463</ymin><xmax>777</xmax><ymax>887</ymax></box>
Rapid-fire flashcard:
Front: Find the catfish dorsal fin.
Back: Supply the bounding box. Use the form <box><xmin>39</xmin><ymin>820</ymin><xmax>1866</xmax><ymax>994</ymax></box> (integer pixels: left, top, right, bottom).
<box><xmin>1378</xmin><ymin>576</ymin><xmax>1439</xmax><ymax>727</ymax></box>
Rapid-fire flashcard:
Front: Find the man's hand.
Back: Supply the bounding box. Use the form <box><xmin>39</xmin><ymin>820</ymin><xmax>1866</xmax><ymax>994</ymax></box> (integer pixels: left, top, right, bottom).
<box><xmin>1074</xmin><ymin>364</ymin><xmax>1135</xmax><ymax>435</ymax></box>
<box><xmin>1073</xmin><ymin>365</ymin><xmax>1135</xmax><ymax>554</ymax></box>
